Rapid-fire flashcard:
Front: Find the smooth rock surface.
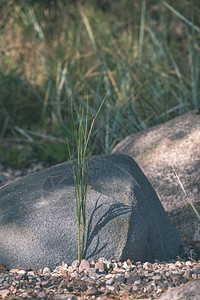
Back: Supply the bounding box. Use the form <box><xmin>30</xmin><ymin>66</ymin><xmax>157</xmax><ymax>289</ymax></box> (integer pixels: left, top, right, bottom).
<box><xmin>158</xmin><ymin>279</ymin><xmax>200</xmax><ymax>300</ymax></box>
<box><xmin>112</xmin><ymin>110</ymin><xmax>200</xmax><ymax>242</ymax></box>
<box><xmin>0</xmin><ymin>154</ymin><xmax>183</xmax><ymax>269</ymax></box>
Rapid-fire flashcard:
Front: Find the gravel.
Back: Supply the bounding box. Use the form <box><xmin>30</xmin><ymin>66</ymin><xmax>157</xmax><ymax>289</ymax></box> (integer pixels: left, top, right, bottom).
<box><xmin>1</xmin><ymin>256</ymin><xmax>200</xmax><ymax>299</ymax></box>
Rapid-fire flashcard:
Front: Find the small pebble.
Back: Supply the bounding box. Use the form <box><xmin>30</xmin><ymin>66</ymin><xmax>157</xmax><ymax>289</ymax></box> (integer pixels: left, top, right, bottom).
<box><xmin>106</xmin><ymin>278</ymin><xmax>114</xmax><ymax>285</ymax></box>
<box><xmin>43</xmin><ymin>267</ymin><xmax>51</xmax><ymax>275</ymax></box>
<box><xmin>116</xmin><ymin>275</ymin><xmax>126</xmax><ymax>283</ymax></box>
<box><xmin>185</xmin><ymin>261</ymin><xmax>192</xmax><ymax>265</ymax></box>
<box><xmin>79</xmin><ymin>259</ymin><xmax>90</xmax><ymax>272</ymax></box>
<box><xmin>72</xmin><ymin>260</ymin><xmax>79</xmax><ymax>268</ymax></box>
<box><xmin>17</xmin><ymin>270</ymin><xmax>26</xmax><ymax>276</ymax></box>
<box><xmin>143</xmin><ymin>262</ymin><xmax>152</xmax><ymax>270</ymax></box>
<box><xmin>71</xmin><ymin>271</ymin><xmax>79</xmax><ymax>278</ymax></box>
<box><xmin>95</xmin><ymin>261</ymin><xmax>105</xmax><ymax>272</ymax></box>
<box><xmin>175</xmin><ymin>260</ymin><xmax>182</xmax><ymax>267</ymax></box>
<box><xmin>41</xmin><ymin>280</ymin><xmax>49</xmax><ymax>286</ymax></box>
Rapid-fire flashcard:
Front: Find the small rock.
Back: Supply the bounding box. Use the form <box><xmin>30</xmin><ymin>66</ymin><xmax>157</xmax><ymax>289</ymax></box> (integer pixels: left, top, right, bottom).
<box><xmin>28</xmin><ymin>271</ymin><xmax>35</xmax><ymax>276</ymax></box>
<box><xmin>106</xmin><ymin>278</ymin><xmax>114</xmax><ymax>285</ymax></box>
<box><xmin>143</xmin><ymin>262</ymin><xmax>152</xmax><ymax>270</ymax></box>
<box><xmin>115</xmin><ymin>276</ymin><xmax>126</xmax><ymax>283</ymax></box>
<box><xmin>132</xmin><ymin>285</ymin><xmax>139</xmax><ymax>291</ymax></box>
<box><xmin>36</xmin><ymin>281</ymin><xmax>41</xmax><ymax>287</ymax></box>
<box><xmin>79</xmin><ymin>259</ymin><xmax>90</xmax><ymax>272</ymax></box>
<box><xmin>43</xmin><ymin>267</ymin><xmax>51</xmax><ymax>275</ymax></box>
<box><xmin>175</xmin><ymin>260</ymin><xmax>182</xmax><ymax>267</ymax></box>
<box><xmin>165</xmin><ymin>271</ymin><xmax>171</xmax><ymax>277</ymax></box>
<box><xmin>168</xmin><ymin>263</ymin><xmax>176</xmax><ymax>270</ymax></box>
<box><xmin>95</xmin><ymin>261</ymin><xmax>105</xmax><ymax>272</ymax></box>
<box><xmin>9</xmin><ymin>285</ymin><xmax>15</xmax><ymax>292</ymax></box>
<box><xmin>133</xmin><ymin>280</ymin><xmax>142</xmax><ymax>285</ymax></box>
<box><xmin>41</xmin><ymin>280</ymin><xmax>49</xmax><ymax>286</ymax></box>
<box><xmin>61</xmin><ymin>261</ymin><xmax>68</xmax><ymax>269</ymax></box>
<box><xmin>35</xmin><ymin>285</ymin><xmax>41</xmax><ymax>289</ymax></box>
<box><xmin>17</xmin><ymin>269</ymin><xmax>26</xmax><ymax>276</ymax></box>
<box><xmin>122</xmin><ymin>261</ymin><xmax>131</xmax><ymax>270</ymax></box>
<box><xmin>72</xmin><ymin>260</ymin><xmax>79</xmax><ymax>268</ymax></box>
<box><xmin>111</xmin><ymin>262</ymin><xmax>118</xmax><ymax>269</ymax></box>
<box><xmin>71</xmin><ymin>271</ymin><xmax>79</xmax><ymax>278</ymax></box>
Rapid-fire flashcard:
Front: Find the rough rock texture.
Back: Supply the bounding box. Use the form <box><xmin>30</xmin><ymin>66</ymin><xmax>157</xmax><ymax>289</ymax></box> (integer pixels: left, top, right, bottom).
<box><xmin>112</xmin><ymin>110</ymin><xmax>200</xmax><ymax>242</ymax></box>
<box><xmin>0</xmin><ymin>154</ymin><xmax>182</xmax><ymax>269</ymax></box>
<box><xmin>158</xmin><ymin>279</ymin><xmax>200</xmax><ymax>300</ymax></box>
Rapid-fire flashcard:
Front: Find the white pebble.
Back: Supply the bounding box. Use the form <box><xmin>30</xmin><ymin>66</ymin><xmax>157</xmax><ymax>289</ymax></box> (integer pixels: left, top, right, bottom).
<box><xmin>17</xmin><ymin>270</ymin><xmax>26</xmax><ymax>276</ymax></box>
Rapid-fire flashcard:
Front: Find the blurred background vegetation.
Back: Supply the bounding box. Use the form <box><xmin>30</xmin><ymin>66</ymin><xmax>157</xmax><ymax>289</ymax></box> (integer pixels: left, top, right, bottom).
<box><xmin>0</xmin><ymin>0</ymin><xmax>200</xmax><ymax>168</ymax></box>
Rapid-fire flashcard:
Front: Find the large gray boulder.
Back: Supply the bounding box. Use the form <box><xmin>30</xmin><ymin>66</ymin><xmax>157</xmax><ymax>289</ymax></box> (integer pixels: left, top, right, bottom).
<box><xmin>0</xmin><ymin>154</ymin><xmax>182</xmax><ymax>269</ymax></box>
<box><xmin>112</xmin><ymin>110</ymin><xmax>200</xmax><ymax>243</ymax></box>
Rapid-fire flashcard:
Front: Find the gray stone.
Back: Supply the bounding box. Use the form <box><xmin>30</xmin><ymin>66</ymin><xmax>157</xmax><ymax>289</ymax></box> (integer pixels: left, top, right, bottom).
<box><xmin>112</xmin><ymin>110</ymin><xmax>200</xmax><ymax>242</ymax></box>
<box><xmin>0</xmin><ymin>154</ymin><xmax>182</xmax><ymax>269</ymax></box>
<box><xmin>158</xmin><ymin>279</ymin><xmax>200</xmax><ymax>300</ymax></box>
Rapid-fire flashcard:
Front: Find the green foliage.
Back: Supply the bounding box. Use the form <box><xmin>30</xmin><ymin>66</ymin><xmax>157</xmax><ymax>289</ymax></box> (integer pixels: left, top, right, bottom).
<box><xmin>0</xmin><ymin>0</ymin><xmax>200</xmax><ymax>168</ymax></box>
<box><xmin>0</xmin><ymin>143</ymin><xmax>36</xmax><ymax>168</ymax></box>
<box><xmin>37</xmin><ymin>142</ymin><xmax>68</xmax><ymax>165</ymax></box>
<box><xmin>0</xmin><ymin>70</ymin><xmax>43</xmax><ymax>130</ymax></box>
